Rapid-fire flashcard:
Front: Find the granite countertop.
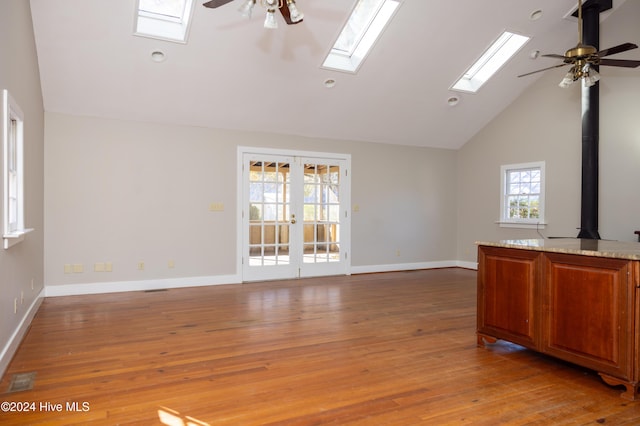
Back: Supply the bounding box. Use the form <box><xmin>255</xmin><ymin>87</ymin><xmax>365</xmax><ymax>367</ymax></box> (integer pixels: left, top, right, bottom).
<box><xmin>476</xmin><ymin>238</ymin><xmax>640</xmax><ymax>261</ymax></box>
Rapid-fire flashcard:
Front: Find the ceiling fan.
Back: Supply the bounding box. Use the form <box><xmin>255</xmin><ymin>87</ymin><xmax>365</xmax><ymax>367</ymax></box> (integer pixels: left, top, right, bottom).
<box><xmin>518</xmin><ymin>0</ymin><xmax>640</xmax><ymax>86</ymax></box>
<box><xmin>203</xmin><ymin>0</ymin><xmax>304</xmax><ymax>28</ymax></box>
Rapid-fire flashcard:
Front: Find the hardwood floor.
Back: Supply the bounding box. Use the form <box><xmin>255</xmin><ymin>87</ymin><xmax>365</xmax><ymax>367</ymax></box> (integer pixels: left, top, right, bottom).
<box><xmin>1</xmin><ymin>268</ymin><xmax>639</xmax><ymax>425</ymax></box>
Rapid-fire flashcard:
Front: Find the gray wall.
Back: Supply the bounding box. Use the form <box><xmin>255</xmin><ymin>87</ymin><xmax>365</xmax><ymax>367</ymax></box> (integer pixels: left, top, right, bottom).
<box><xmin>0</xmin><ymin>1</ymin><xmax>45</xmax><ymax>374</ymax></box>
<box><xmin>44</xmin><ymin>112</ymin><xmax>459</xmax><ymax>290</ymax></box>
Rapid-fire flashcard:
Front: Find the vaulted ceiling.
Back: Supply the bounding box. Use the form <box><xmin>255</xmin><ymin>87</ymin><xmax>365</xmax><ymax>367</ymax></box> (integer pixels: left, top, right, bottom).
<box><xmin>29</xmin><ymin>0</ymin><xmax>639</xmax><ymax>149</ymax></box>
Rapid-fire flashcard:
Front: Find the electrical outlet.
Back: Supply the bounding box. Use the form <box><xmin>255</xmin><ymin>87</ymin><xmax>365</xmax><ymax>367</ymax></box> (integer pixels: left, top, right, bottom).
<box><xmin>137</xmin><ymin>261</ymin><xmax>145</xmax><ymax>271</ymax></box>
<box><xmin>72</xmin><ymin>264</ymin><xmax>84</xmax><ymax>273</ymax></box>
<box><xmin>168</xmin><ymin>260</ymin><xmax>175</xmax><ymax>269</ymax></box>
<box><xmin>105</xmin><ymin>262</ymin><xmax>113</xmax><ymax>272</ymax></box>
<box><xmin>94</xmin><ymin>262</ymin><xmax>105</xmax><ymax>272</ymax></box>
<box><xmin>396</xmin><ymin>249</ymin><xmax>401</xmax><ymax>257</ymax></box>
<box><xmin>64</xmin><ymin>264</ymin><xmax>73</xmax><ymax>274</ymax></box>
<box><xmin>209</xmin><ymin>202</ymin><xmax>224</xmax><ymax>212</ymax></box>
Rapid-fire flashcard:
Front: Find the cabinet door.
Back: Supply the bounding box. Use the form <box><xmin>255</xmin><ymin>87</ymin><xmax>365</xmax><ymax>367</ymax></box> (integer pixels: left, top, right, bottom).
<box><xmin>477</xmin><ymin>246</ymin><xmax>540</xmax><ymax>348</ymax></box>
<box><xmin>543</xmin><ymin>253</ymin><xmax>634</xmax><ymax>379</ymax></box>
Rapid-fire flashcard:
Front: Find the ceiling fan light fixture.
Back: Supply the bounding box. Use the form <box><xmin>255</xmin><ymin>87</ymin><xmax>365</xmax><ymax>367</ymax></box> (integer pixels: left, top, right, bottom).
<box><xmin>264</xmin><ymin>9</ymin><xmax>278</xmax><ymax>29</ymax></box>
<box><xmin>559</xmin><ymin>68</ymin><xmax>576</xmax><ymax>88</ymax></box>
<box><xmin>582</xmin><ymin>63</ymin><xmax>600</xmax><ymax>87</ymax></box>
<box><xmin>238</xmin><ymin>0</ymin><xmax>256</xmax><ymax>18</ymax></box>
<box><xmin>286</xmin><ymin>0</ymin><xmax>304</xmax><ymax>23</ymax></box>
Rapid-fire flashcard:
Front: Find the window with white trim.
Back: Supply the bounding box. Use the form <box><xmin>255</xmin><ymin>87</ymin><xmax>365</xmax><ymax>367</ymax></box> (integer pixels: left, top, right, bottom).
<box><xmin>322</xmin><ymin>0</ymin><xmax>400</xmax><ymax>73</ymax></box>
<box><xmin>134</xmin><ymin>0</ymin><xmax>194</xmax><ymax>43</ymax></box>
<box><xmin>3</xmin><ymin>89</ymin><xmax>31</xmax><ymax>249</ymax></box>
<box><xmin>451</xmin><ymin>31</ymin><xmax>529</xmax><ymax>93</ymax></box>
<box><xmin>499</xmin><ymin>161</ymin><xmax>545</xmax><ymax>228</ymax></box>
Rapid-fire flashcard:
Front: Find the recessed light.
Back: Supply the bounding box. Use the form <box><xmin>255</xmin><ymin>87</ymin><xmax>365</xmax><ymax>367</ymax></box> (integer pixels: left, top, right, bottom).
<box><xmin>530</xmin><ymin>9</ymin><xmax>543</xmax><ymax>21</ymax></box>
<box><xmin>447</xmin><ymin>96</ymin><xmax>460</xmax><ymax>107</ymax></box>
<box><xmin>151</xmin><ymin>50</ymin><xmax>166</xmax><ymax>62</ymax></box>
<box><xmin>324</xmin><ymin>78</ymin><xmax>336</xmax><ymax>88</ymax></box>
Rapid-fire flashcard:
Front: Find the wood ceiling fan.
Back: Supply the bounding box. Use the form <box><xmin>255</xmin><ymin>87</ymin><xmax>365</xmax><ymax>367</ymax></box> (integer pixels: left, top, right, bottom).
<box><xmin>518</xmin><ymin>0</ymin><xmax>640</xmax><ymax>80</ymax></box>
<box><xmin>203</xmin><ymin>0</ymin><xmax>304</xmax><ymax>26</ymax></box>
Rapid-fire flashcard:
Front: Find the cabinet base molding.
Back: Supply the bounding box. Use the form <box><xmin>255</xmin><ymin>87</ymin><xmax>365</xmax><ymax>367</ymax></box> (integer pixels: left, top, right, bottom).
<box><xmin>599</xmin><ymin>373</ymin><xmax>639</xmax><ymax>401</ymax></box>
<box><xmin>476</xmin><ymin>333</ymin><xmax>496</xmax><ymax>347</ymax></box>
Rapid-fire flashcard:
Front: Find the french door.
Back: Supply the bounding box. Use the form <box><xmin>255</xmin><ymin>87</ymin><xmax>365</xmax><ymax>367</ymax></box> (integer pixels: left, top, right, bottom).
<box><xmin>240</xmin><ymin>149</ymin><xmax>350</xmax><ymax>281</ymax></box>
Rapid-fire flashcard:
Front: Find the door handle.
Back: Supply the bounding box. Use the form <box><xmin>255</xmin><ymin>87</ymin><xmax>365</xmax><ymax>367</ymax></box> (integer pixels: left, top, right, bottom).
<box><xmin>290</xmin><ymin>214</ymin><xmax>297</xmax><ymax>224</ymax></box>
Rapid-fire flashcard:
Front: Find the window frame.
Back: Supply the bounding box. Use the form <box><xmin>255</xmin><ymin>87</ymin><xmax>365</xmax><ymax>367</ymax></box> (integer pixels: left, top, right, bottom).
<box><xmin>3</xmin><ymin>89</ymin><xmax>31</xmax><ymax>249</ymax></box>
<box><xmin>134</xmin><ymin>0</ymin><xmax>194</xmax><ymax>43</ymax></box>
<box><xmin>499</xmin><ymin>161</ymin><xmax>546</xmax><ymax>229</ymax></box>
<box><xmin>451</xmin><ymin>31</ymin><xmax>530</xmax><ymax>94</ymax></box>
<box><xmin>321</xmin><ymin>0</ymin><xmax>400</xmax><ymax>73</ymax></box>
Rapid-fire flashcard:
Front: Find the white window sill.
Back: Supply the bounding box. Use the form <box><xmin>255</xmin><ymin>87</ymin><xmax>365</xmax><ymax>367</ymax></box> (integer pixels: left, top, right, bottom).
<box><xmin>3</xmin><ymin>228</ymin><xmax>34</xmax><ymax>249</ymax></box>
<box><xmin>496</xmin><ymin>221</ymin><xmax>546</xmax><ymax>230</ymax></box>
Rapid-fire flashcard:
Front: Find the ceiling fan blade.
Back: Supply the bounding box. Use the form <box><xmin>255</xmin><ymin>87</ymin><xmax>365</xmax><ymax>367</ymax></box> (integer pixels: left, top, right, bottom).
<box><xmin>599</xmin><ymin>58</ymin><xmax>640</xmax><ymax>68</ymax></box>
<box><xmin>518</xmin><ymin>63</ymin><xmax>569</xmax><ymax>78</ymax></box>
<box><xmin>597</xmin><ymin>42</ymin><xmax>638</xmax><ymax>57</ymax></box>
<box><xmin>542</xmin><ymin>54</ymin><xmax>568</xmax><ymax>60</ymax></box>
<box><xmin>203</xmin><ymin>0</ymin><xmax>234</xmax><ymax>8</ymax></box>
<box><xmin>279</xmin><ymin>2</ymin><xmax>303</xmax><ymax>25</ymax></box>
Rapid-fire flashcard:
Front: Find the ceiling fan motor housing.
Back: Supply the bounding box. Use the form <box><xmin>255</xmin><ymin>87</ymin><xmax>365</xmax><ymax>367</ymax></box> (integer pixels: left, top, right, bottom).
<box><xmin>565</xmin><ymin>44</ymin><xmax>598</xmax><ymax>61</ymax></box>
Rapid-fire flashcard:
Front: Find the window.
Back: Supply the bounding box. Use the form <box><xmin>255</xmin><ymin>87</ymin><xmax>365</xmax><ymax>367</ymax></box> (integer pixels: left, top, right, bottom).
<box><xmin>499</xmin><ymin>161</ymin><xmax>545</xmax><ymax>228</ymax></box>
<box><xmin>3</xmin><ymin>90</ymin><xmax>31</xmax><ymax>249</ymax></box>
<box><xmin>134</xmin><ymin>0</ymin><xmax>194</xmax><ymax>43</ymax></box>
<box><xmin>322</xmin><ymin>0</ymin><xmax>400</xmax><ymax>73</ymax></box>
<box><xmin>452</xmin><ymin>31</ymin><xmax>529</xmax><ymax>93</ymax></box>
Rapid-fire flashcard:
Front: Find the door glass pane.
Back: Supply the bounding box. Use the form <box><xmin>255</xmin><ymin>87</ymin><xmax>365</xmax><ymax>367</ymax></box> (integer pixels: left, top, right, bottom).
<box><xmin>303</xmin><ymin>163</ymin><xmax>341</xmax><ymax>264</ymax></box>
<box><xmin>248</xmin><ymin>161</ymin><xmax>291</xmax><ymax>266</ymax></box>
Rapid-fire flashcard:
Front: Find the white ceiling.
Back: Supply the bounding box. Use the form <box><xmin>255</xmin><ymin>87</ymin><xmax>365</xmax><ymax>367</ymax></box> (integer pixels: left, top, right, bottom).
<box><xmin>29</xmin><ymin>0</ymin><xmax>639</xmax><ymax>150</ymax></box>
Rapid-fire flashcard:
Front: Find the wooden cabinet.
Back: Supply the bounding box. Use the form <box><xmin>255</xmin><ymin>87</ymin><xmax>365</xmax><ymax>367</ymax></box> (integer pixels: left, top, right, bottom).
<box><xmin>477</xmin><ymin>246</ymin><xmax>540</xmax><ymax>348</ymax></box>
<box><xmin>477</xmin><ymin>244</ymin><xmax>640</xmax><ymax>400</ymax></box>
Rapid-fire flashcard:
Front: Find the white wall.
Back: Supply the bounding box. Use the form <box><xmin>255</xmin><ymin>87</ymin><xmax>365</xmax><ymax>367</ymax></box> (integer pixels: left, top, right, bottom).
<box><xmin>0</xmin><ymin>1</ymin><xmax>45</xmax><ymax>376</ymax></box>
<box><xmin>456</xmin><ymin>0</ymin><xmax>640</xmax><ymax>263</ymax></box>
<box><xmin>44</xmin><ymin>112</ymin><xmax>459</xmax><ymax>292</ymax></box>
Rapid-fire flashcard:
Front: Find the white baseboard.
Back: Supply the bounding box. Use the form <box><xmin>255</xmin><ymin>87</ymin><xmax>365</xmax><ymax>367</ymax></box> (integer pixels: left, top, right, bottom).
<box><xmin>0</xmin><ymin>289</ymin><xmax>45</xmax><ymax>379</ymax></box>
<box><xmin>44</xmin><ymin>274</ymin><xmax>242</xmax><ymax>297</ymax></box>
<box><xmin>456</xmin><ymin>260</ymin><xmax>478</xmax><ymax>270</ymax></box>
<box><xmin>350</xmin><ymin>260</ymin><xmax>464</xmax><ymax>274</ymax></box>
<box><xmin>45</xmin><ymin>262</ymin><xmax>478</xmax><ymax>297</ymax></box>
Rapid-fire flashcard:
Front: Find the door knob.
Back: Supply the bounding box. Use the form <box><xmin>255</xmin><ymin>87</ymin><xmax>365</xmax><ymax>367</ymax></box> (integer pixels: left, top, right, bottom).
<box><xmin>290</xmin><ymin>214</ymin><xmax>297</xmax><ymax>224</ymax></box>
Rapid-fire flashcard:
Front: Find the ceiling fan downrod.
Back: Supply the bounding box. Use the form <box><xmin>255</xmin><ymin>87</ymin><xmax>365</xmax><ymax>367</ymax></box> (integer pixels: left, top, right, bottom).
<box><xmin>566</xmin><ymin>0</ymin><xmax>597</xmax><ymax>60</ymax></box>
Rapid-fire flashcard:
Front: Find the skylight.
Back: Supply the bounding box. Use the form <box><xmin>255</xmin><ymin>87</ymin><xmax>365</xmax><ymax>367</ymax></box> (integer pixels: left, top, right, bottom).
<box><xmin>322</xmin><ymin>0</ymin><xmax>400</xmax><ymax>73</ymax></box>
<box><xmin>451</xmin><ymin>31</ymin><xmax>530</xmax><ymax>93</ymax></box>
<box><xmin>135</xmin><ymin>0</ymin><xmax>194</xmax><ymax>43</ymax></box>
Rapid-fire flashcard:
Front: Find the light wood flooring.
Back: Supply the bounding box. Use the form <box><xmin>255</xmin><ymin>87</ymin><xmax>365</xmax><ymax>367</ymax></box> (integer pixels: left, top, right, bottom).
<box><xmin>1</xmin><ymin>268</ymin><xmax>639</xmax><ymax>425</ymax></box>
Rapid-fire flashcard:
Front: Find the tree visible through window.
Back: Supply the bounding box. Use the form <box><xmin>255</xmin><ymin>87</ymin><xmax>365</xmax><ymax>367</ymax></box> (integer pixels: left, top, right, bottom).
<box><xmin>500</xmin><ymin>162</ymin><xmax>545</xmax><ymax>227</ymax></box>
